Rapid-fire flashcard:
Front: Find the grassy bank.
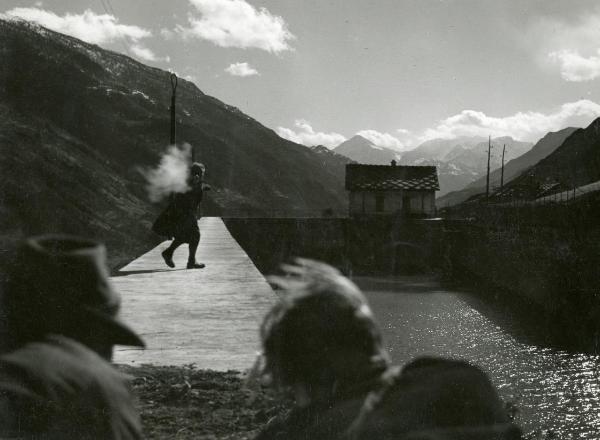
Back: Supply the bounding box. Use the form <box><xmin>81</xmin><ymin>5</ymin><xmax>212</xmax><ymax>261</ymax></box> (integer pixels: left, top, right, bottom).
<box><xmin>117</xmin><ymin>364</ymin><xmax>290</xmax><ymax>440</ymax></box>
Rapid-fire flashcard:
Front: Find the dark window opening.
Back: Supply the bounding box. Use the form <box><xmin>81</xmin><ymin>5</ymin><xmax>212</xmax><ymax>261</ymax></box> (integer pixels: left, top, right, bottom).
<box><xmin>402</xmin><ymin>195</ymin><xmax>411</xmax><ymax>214</ymax></box>
<box><xmin>375</xmin><ymin>193</ymin><xmax>385</xmax><ymax>212</ymax></box>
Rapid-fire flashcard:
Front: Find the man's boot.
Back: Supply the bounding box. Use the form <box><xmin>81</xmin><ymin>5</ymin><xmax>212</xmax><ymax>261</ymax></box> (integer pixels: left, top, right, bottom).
<box><xmin>187</xmin><ymin>260</ymin><xmax>205</xmax><ymax>269</ymax></box>
<box><xmin>161</xmin><ymin>249</ymin><xmax>175</xmax><ymax>268</ymax></box>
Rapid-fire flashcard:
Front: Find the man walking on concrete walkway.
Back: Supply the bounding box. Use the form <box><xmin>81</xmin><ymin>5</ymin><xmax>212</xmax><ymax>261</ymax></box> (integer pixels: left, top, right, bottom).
<box><xmin>153</xmin><ymin>162</ymin><xmax>209</xmax><ymax>269</ymax></box>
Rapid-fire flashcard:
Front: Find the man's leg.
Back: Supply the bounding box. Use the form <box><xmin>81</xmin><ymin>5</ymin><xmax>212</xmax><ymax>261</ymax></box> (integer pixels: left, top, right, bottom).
<box><xmin>186</xmin><ymin>229</ymin><xmax>204</xmax><ymax>269</ymax></box>
<box><xmin>162</xmin><ymin>239</ymin><xmax>183</xmax><ymax>268</ymax></box>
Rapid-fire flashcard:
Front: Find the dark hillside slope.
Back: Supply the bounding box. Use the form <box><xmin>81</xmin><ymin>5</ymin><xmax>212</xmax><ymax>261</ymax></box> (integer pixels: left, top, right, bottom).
<box><xmin>0</xmin><ymin>19</ymin><xmax>347</xmax><ymax>215</ymax></box>
<box><xmin>0</xmin><ymin>20</ymin><xmax>348</xmax><ymax>265</ymax></box>
<box><xmin>504</xmin><ymin>119</ymin><xmax>600</xmax><ymax>197</ymax></box>
<box><xmin>0</xmin><ymin>104</ymin><xmax>160</xmax><ymax>268</ymax></box>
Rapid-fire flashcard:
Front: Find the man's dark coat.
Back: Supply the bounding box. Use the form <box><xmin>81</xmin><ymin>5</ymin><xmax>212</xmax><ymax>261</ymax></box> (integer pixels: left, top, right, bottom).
<box><xmin>152</xmin><ymin>187</ymin><xmax>203</xmax><ymax>242</ymax></box>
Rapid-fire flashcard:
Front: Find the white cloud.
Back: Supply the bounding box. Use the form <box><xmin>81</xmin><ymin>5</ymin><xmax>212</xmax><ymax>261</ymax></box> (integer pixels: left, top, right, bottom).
<box><xmin>355</xmin><ymin>129</ymin><xmax>412</xmax><ymax>151</ymax></box>
<box><xmin>130</xmin><ymin>44</ymin><xmax>170</xmax><ymax>63</ymax></box>
<box><xmin>175</xmin><ymin>0</ymin><xmax>294</xmax><ymax>52</ymax></box>
<box><xmin>184</xmin><ymin>74</ymin><xmax>198</xmax><ymax>83</ymax></box>
<box><xmin>531</xmin><ymin>11</ymin><xmax>600</xmax><ymax>82</ymax></box>
<box><xmin>3</xmin><ymin>8</ymin><xmax>174</xmax><ymax>64</ymax></box>
<box><xmin>160</xmin><ymin>27</ymin><xmax>175</xmax><ymax>40</ymax></box>
<box><xmin>273</xmin><ymin>100</ymin><xmax>600</xmax><ymax>151</ymax></box>
<box><xmin>548</xmin><ymin>50</ymin><xmax>600</xmax><ymax>82</ymax></box>
<box><xmin>4</xmin><ymin>7</ymin><xmax>151</xmax><ymax>44</ymax></box>
<box><xmin>276</xmin><ymin>120</ymin><xmax>346</xmax><ymax>148</ymax></box>
<box><xmin>420</xmin><ymin>100</ymin><xmax>600</xmax><ymax>142</ymax></box>
<box><xmin>225</xmin><ymin>62</ymin><xmax>259</xmax><ymax>76</ymax></box>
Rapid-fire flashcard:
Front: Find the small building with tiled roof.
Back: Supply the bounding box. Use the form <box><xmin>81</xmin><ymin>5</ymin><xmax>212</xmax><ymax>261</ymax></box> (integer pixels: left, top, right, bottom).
<box><xmin>345</xmin><ymin>161</ymin><xmax>440</xmax><ymax>216</ymax></box>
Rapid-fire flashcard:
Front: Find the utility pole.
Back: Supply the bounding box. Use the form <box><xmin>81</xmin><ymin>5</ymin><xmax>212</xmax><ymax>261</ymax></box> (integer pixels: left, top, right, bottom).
<box><xmin>170</xmin><ymin>73</ymin><xmax>177</xmax><ymax>145</ymax></box>
<box><xmin>500</xmin><ymin>144</ymin><xmax>506</xmax><ymax>191</ymax></box>
<box><xmin>169</xmin><ymin>73</ymin><xmax>195</xmax><ymax>162</ymax></box>
<box><xmin>486</xmin><ymin>135</ymin><xmax>492</xmax><ymax>201</ymax></box>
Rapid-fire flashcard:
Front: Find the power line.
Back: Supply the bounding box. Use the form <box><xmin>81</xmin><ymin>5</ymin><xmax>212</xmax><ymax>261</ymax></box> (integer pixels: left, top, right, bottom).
<box><xmin>98</xmin><ymin>0</ymin><xmax>131</xmax><ymax>57</ymax></box>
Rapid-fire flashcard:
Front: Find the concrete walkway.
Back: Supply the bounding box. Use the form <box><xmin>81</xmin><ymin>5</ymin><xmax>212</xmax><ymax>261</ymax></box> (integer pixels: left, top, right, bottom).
<box><xmin>112</xmin><ymin>217</ymin><xmax>277</xmax><ymax>371</ymax></box>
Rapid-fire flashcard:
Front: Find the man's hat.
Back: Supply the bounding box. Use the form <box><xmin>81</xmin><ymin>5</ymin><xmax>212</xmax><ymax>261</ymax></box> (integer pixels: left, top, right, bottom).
<box><xmin>3</xmin><ymin>235</ymin><xmax>145</xmax><ymax>347</ymax></box>
<box><xmin>190</xmin><ymin>162</ymin><xmax>205</xmax><ymax>174</ymax></box>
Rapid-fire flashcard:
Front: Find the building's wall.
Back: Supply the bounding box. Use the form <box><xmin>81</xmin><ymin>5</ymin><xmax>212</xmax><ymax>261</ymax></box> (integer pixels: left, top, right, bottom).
<box><xmin>349</xmin><ymin>191</ymin><xmax>367</xmax><ymax>213</ymax></box>
<box><xmin>349</xmin><ymin>192</ymin><xmax>358</xmax><ymax>213</ymax></box>
<box><xmin>384</xmin><ymin>191</ymin><xmax>403</xmax><ymax>213</ymax></box>
<box><xmin>424</xmin><ymin>192</ymin><xmax>436</xmax><ymax>215</ymax></box>
<box><xmin>364</xmin><ymin>192</ymin><xmax>376</xmax><ymax>213</ymax></box>
<box><xmin>349</xmin><ymin>190</ymin><xmax>436</xmax><ymax>215</ymax></box>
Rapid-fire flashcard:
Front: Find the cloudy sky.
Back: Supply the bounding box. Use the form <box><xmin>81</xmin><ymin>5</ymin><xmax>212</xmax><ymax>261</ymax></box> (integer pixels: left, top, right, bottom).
<box><xmin>4</xmin><ymin>0</ymin><xmax>600</xmax><ymax>150</ymax></box>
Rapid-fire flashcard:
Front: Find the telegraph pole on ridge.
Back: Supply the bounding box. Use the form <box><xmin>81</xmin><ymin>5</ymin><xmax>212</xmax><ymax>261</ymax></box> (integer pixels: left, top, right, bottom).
<box><xmin>169</xmin><ymin>73</ymin><xmax>196</xmax><ymax>162</ymax></box>
<box><xmin>170</xmin><ymin>73</ymin><xmax>177</xmax><ymax>146</ymax></box>
<box><xmin>500</xmin><ymin>144</ymin><xmax>506</xmax><ymax>191</ymax></box>
<box><xmin>486</xmin><ymin>135</ymin><xmax>492</xmax><ymax>201</ymax></box>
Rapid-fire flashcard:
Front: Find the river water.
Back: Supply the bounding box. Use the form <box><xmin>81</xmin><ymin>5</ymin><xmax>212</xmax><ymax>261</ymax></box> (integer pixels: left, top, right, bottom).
<box><xmin>356</xmin><ymin>276</ymin><xmax>600</xmax><ymax>439</ymax></box>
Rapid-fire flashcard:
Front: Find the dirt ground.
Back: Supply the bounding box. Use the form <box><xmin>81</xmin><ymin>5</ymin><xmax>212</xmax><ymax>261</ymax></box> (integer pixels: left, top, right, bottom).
<box><xmin>118</xmin><ymin>364</ymin><xmax>291</xmax><ymax>440</ymax></box>
<box><xmin>117</xmin><ymin>364</ymin><xmax>552</xmax><ymax>439</ymax></box>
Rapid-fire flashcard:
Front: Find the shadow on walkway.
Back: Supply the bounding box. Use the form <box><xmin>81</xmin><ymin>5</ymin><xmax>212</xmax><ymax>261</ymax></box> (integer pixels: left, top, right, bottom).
<box><xmin>113</xmin><ymin>268</ymin><xmax>188</xmax><ymax>277</ymax></box>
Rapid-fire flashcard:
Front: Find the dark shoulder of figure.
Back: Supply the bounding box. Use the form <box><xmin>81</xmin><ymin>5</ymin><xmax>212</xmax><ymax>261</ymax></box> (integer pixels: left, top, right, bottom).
<box><xmin>400</xmin><ymin>356</ymin><xmax>495</xmax><ymax>390</ymax></box>
<box><xmin>360</xmin><ymin>357</ymin><xmax>522</xmax><ymax>439</ymax></box>
<box><xmin>254</xmin><ymin>414</ymin><xmax>291</xmax><ymax>440</ymax></box>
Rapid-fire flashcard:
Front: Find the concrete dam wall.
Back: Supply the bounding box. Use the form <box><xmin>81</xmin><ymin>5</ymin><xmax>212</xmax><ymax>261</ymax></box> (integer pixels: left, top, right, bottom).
<box><xmin>444</xmin><ymin>199</ymin><xmax>600</xmax><ymax>351</ymax></box>
<box><xmin>223</xmin><ymin>217</ymin><xmax>445</xmax><ymax>277</ymax></box>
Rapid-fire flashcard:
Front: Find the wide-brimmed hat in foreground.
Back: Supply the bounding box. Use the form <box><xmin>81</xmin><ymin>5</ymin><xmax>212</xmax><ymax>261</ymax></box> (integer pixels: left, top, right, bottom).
<box><xmin>3</xmin><ymin>235</ymin><xmax>145</xmax><ymax>348</ymax></box>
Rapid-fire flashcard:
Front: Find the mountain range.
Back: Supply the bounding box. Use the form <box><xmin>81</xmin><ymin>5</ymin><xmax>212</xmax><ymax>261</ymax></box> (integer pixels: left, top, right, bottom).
<box><xmin>400</xmin><ymin>136</ymin><xmax>487</xmax><ymax>164</ymax></box>
<box><xmin>333</xmin><ymin>135</ymin><xmax>400</xmax><ymax>165</ymax></box>
<box><xmin>330</xmin><ymin>134</ymin><xmax>534</xmax><ymax>197</ymax></box>
<box><xmin>437</xmin><ymin>127</ymin><xmax>578</xmax><ymax>207</ymax></box>
<box><xmin>401</xmin><ymin>136</ymin><xmax>533</xmax><ymax>197</ymax></box>
<box><xmin>0</xmin><ymin>19</ymin><xmax>349</xmax><ymax>266</ymax></box>
<box><xmin>310</xmin><ymin>144</ymin><xmax>357</xmax><ymax>166</ymax></box>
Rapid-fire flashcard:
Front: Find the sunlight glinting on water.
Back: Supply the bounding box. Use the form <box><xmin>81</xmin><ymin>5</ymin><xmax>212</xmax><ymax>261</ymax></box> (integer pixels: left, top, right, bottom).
<box><xmin>365</xmin><ymin>286</ymin><xmax>600</xmax><ymax>439</ymax></box>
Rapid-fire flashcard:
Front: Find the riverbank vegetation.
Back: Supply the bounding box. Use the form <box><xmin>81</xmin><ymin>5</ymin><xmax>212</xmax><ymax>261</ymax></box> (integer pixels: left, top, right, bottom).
<box><xmin>118</xmin><ymin>364</ymin><xmax>291</xmax><ymax>440</ymax></box>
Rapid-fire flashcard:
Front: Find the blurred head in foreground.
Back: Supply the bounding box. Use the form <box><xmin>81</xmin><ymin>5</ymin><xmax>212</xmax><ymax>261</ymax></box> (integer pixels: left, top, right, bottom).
<box><xmin>257</xmin><ymin>258</ymin><xmax>389</xmax><ymax>405</ymax></box>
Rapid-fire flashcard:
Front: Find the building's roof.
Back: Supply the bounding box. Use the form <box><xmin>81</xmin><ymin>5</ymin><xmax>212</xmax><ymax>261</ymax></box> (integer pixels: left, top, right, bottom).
<box><xmin>345</xmin><ymin>164</ymin><xmax>440</xmax><ymax>191</ymax></box>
